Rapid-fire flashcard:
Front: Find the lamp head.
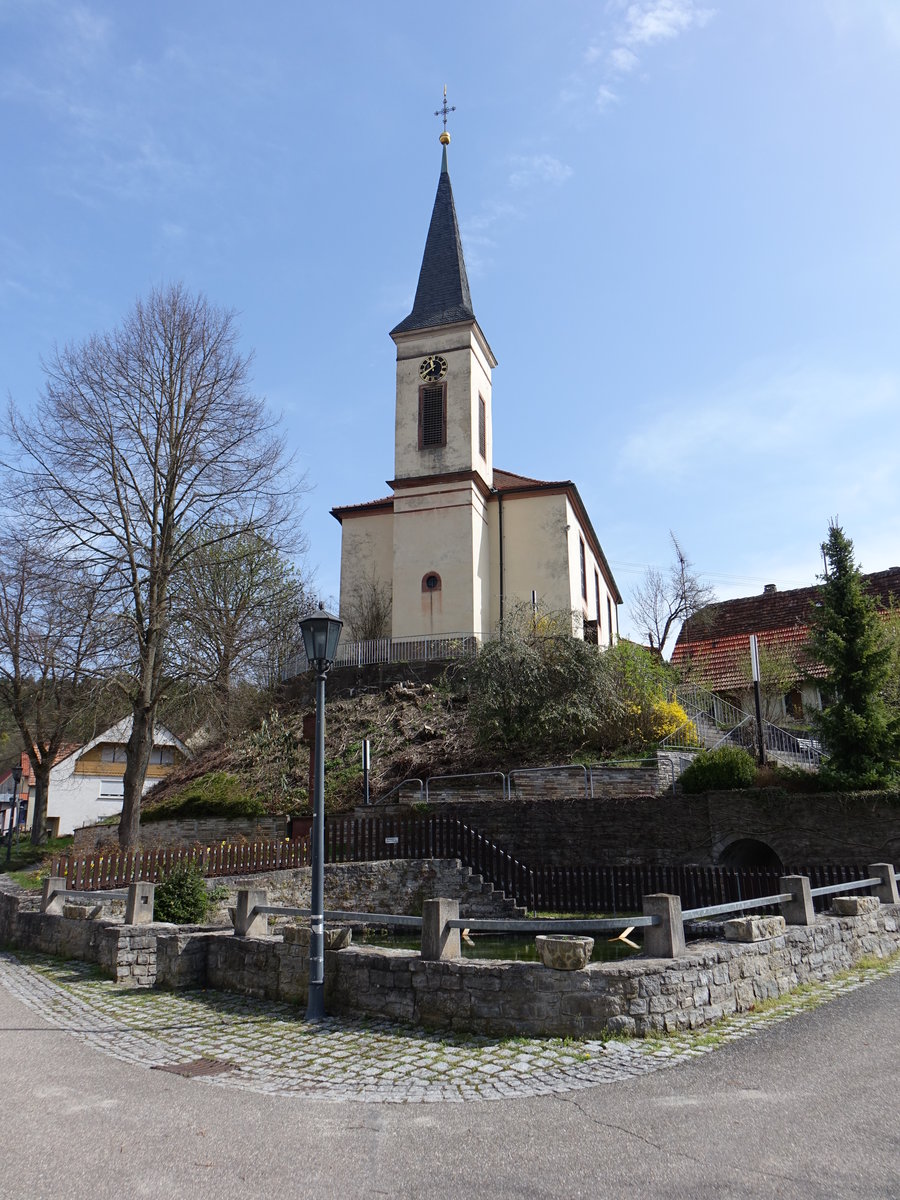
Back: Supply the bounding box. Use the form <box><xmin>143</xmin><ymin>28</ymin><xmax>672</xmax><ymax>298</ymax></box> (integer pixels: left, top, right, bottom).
<box><xmin>299</xmin><ymin>603</ymin><xmax>343</xmax><ymax>672</ymax></box>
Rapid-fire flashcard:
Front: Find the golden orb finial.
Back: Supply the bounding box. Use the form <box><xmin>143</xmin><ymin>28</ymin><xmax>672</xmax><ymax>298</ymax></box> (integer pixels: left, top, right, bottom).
<box><xmin>440</xmin><ymin>131</ymin><xmax>451</xmax><ymax>145</ymax></box>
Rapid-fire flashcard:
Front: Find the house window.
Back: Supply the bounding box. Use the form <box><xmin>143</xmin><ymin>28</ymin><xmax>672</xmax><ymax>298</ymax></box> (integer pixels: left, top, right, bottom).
<box><xmin>100</xmin><ymin>745</ymin><xmax>127</xmax><ymax>763</ymax></box>
<box><xmin>784</xmin><ymin>689</ymin><xmax>804</xmax><ymax>720</ymax></box>
<box><xmin>149</xmin><ymin>746</ymin><xmax>175</xmax><ymax>766</ymax></box>
<box><xmin>421</xmin><ymin>572</ymin><xmax>442</xmax><ymax>593</ymax></box>
<box><xmin>98</xmin><ymin>779</ymin><xmax>124</xmax><ymax>800</ymax></box>
<box><xmin>478</xmin><ymin>394</ymin><xmax>486</xmax><ymax>460</ymax></box>
<box><xmin>418</xmin><ymin>383</ymin><xmax>446</xmax><ymax>448</ymax></box>
<box><xmin>579</xmin><ymin>538</ymin><xmax>587</xmax><ymax>601</ymax></box>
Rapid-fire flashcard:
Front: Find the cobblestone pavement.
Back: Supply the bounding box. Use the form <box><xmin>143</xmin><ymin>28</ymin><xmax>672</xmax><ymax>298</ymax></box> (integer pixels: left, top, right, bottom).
<box><xmin>2</xmin><ymin>949</ymin><xmax>898</xmax><ymax>1104</ymax></box>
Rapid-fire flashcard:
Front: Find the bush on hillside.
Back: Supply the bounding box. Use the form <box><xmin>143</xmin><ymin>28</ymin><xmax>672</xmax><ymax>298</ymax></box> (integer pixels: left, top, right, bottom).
<box><xmin>678</xmin><ymin>746</ymin><xmax>757</xmax><ymax>794</ymax></box>
<box><xmin>454</xmin><ymin>605</ymin><xmax>680</xmax><ymax>756</ymax></box>
<box><xmin>143</xmin><ymin>771</ymin><xmax>265</xmax><ymax>823</ymax></box>
<box><xmin>153</xmin><ymin>860</ymin><xmax>223</xmax><ymax>924</ymax></box>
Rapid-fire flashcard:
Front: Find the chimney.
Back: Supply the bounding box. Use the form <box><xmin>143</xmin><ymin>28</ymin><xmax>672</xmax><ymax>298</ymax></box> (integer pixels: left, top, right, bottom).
<box><xmin>763</xmin><ymin>584</ymin><xmax>777</xmax><ymax>594</ymax></box>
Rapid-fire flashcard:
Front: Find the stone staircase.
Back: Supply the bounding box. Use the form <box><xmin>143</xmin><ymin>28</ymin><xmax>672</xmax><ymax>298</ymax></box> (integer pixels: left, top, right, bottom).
<box><xmin>458</xmin><ymin>866</ymin><xmax>527</xmax><ymax>920</ymax></box>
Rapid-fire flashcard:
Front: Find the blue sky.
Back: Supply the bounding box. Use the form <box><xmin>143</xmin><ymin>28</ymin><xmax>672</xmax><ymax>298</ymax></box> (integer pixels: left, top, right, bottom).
<box><xmin>2</xmin><ymin>1</ymin><xmax>898</xmax><ymax>641</ymax></box>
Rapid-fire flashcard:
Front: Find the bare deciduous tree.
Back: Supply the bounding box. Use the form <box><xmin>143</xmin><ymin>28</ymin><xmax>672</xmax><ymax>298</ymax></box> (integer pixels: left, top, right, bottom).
<box><xmin>168</xmin><ymin>524</ymin><xmax>316</xmax><ymax>732</ymax></box>
<box><xmin>342</xmin><ymin>570</ymin><xmax>392</xmax><ymax>642</ymax></box>
<box><xmin>631</xmin><ymin>532</ymin><xmax>715</xmax><ymax>656</ymax></box>
<box><xmin>8</xmin><ymin>284</ymin><xmax>301</xmax><ymax>849</ymax></box>
<box><xmin>0</xmin><ymin>536</ymin><xmax>113</xmax><ymax>842</ymax></box>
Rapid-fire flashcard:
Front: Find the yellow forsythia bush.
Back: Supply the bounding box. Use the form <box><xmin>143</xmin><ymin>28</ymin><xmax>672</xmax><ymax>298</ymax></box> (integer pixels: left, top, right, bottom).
<box><xmin>648</xmin><ymin>698</ymin><xmax>698</xmax><ymax>744</ymax></box>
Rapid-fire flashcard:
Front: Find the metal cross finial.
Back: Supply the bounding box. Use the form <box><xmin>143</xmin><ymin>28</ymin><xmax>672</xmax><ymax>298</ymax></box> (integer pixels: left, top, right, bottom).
<box><xmin>434</xmin><ymin>84</ymin><xmax>455</xmax><ymax>132</ymax></box>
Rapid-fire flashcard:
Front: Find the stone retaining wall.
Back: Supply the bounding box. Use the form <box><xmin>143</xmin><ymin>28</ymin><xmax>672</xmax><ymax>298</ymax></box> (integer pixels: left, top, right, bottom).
<box><xmin>72</xmin><ymin>816</ymin><xmax>288</xmax><ymax>852</ymax></box>
<box><xmin>3</xmin><ymin>883</ymin><xmax>897</xmax><ymax>1039</ymax></box>
<box><xmin>205</xmin><ymin>859</ymin><xmax>524</xmax><ymax>924</ymax></box>
<box><xmin>0</xmin><ymin>891</ymin><xmax>163</xmax><ymax>986</ymax></box>
<box><xmin>149</xmin><ymin>902</ymin><xmax>900</xmax><ymax>1036</ymax></box>
<box><xmin>377</xmin><ymin>792</ymin><xmax>900</xmax><ymax>868</ymax></box>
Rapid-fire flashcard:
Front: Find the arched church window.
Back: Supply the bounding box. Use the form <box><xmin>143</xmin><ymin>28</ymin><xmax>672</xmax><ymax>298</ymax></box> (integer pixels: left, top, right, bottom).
<box><xmin>422</xmin><ymin>572</ymin><xmax>442</xmax><ymax>592</ymax></box>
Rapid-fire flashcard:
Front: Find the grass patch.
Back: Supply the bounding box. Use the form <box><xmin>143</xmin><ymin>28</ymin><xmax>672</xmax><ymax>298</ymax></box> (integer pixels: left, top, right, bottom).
<box><xmin>0</xmin><ymin>834</ymin><xmax>73</xmax><ymax>880</ymax></box>
<box><xmin>143</xmin><ymin>772</ymin><xmax>265</xmax><ymax>823</ymax></box>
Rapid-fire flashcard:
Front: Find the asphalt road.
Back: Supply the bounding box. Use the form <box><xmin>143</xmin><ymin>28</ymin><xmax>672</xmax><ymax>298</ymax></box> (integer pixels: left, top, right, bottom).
<box><xmin>0</xmin><ymin>970</ymin><xmax>897</xmax><ymax>1200</ymax></box>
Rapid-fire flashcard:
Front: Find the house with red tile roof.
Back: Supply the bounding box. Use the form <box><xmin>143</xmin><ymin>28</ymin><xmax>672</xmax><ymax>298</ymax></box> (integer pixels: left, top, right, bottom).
<box><xmin>671</xmin><ymin>568</ymin><xmax>900</xmax><ymax>722</ymax></box>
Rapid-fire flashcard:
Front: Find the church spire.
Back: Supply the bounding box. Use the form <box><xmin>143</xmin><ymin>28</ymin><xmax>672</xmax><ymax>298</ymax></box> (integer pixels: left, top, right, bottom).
<box><xmin>391</xmin><ymin>92</ymin><xmax>475</xmax><ymax>337</ymax></box>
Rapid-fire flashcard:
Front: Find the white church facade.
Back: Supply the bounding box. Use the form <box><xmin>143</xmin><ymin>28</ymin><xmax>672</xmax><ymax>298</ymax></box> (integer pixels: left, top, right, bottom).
<box><xmin>333</xmin><ymin>131</ymin><xmax>621</xmax><ymax>647</ymax></box>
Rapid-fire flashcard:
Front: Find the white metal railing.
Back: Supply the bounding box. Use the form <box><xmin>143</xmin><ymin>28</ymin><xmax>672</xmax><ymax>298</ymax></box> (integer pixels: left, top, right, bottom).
<box><xmin>660</xmin><ymin>684</ymin><xmax>824</xmax><ymax>769</ymax></box>
<box><xmin>282</xmin><ymin>630</ymin><xmax>489</xmax><ymax>679</ymax></box>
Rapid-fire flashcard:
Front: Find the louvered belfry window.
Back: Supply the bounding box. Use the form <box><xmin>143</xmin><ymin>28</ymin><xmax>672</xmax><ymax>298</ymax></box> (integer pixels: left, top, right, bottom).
<box><xmin>419</xmin><ymin>383</ymin><xmax>446</xmax><ymax>448</ymax></box>
<box><xmin>478</xmin><ymin>395</ymin><xmax>487</xmax><ymax>459</ymax></box>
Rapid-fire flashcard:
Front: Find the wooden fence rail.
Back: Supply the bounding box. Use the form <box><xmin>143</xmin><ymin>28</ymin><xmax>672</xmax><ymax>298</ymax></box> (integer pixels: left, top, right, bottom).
<box><xmin>52</xmin><ymin>838</ymin><xmax>312</xmax><ymax>890</ymax></box>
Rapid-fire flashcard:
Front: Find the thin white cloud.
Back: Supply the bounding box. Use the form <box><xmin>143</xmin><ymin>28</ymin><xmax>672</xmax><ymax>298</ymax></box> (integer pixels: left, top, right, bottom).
<box><xmin>583</xmin><ymin>0</ymin><xmax>716</xmax><ymax>113</ymax></box>
<box><xmin>618</xmin><ymin>365</ymin><xmax>900</xmax><ymax>545</ymax></box>
<box><xmin>461</xmin><ymin>200</ymin><xmax>522</xmax><ymax>278</ymax></box>
<box><xmin>823</xmin><ymin>0</ymin><xmax>900</xmax><ymax>49</ymax></box>
<box><xmin>609</xmin><ymin>47</ymin><xmax>639</xmax><ymax>73</ymax></box>
<box><xmin>508</xmin><ymin>154</ymin><xmax>573</xmax><ymax>190</ymax></box>
<box><xmin>622</xmin><ymin>0</ymin><xmax>713</xmax><ymax>48</ymax></box>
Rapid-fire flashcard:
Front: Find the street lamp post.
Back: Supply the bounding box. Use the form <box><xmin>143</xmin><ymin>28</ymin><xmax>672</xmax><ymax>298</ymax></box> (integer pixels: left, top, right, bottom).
<box><xmin>299</xmin><ymin>604</ymin><xmax>343</xmax><ymax>1021</ymax></box>
<box><xmin>6</xmin><ymin>765</ymin><xmax>22</xmax><ymax>864</ymax></box>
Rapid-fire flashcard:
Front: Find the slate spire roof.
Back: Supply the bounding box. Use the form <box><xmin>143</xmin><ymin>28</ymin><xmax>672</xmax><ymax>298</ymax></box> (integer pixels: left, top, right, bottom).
<box><xmin>391</xmin><ymin>143</ymin><xmax>476</xmax><ymax>336</ymax></box>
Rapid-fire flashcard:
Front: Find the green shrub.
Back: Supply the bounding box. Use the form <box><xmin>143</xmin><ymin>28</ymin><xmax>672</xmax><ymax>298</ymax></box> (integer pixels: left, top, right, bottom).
<box><xmin>143</xmin><ymin>771</ymin><xmax>265</xmax><ymax>823</ymax></box>
<box><xmin>679</xmin><ymin>746</ymin><xmax>757</xmax><ymax>794</ymax></box>
<box><xmin>153</xmin><ymin>860</ymin><xmax>223</xmax><ymax>924</ymax></box>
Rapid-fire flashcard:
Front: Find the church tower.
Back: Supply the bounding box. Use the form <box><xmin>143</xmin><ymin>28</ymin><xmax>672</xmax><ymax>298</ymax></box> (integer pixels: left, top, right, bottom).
<box><xmin>330</xmin><ymin>99</ymin><xmax>622</xmax><ymax>656</ymax></box>
<box><xmin>387</xmin><ymin>122</ymin><xmax>497</xmax><ymax>639</ymax></box>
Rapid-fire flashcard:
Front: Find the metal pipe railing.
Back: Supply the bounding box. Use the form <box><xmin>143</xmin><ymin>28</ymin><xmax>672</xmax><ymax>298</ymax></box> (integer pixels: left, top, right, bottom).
<box><xmin>509</xmin><ymin>763</ymin><xmax>591</xmax><ymax>799</ymax></box>
<box><xmin>425</xmin><ymin>772</ymin><xmax>508</xmax><ymax>802</ymax></box>
<box><xmin>446</xmin><ymin>916</ymin><xmax>659</xmax><ymax>933</ymax></box>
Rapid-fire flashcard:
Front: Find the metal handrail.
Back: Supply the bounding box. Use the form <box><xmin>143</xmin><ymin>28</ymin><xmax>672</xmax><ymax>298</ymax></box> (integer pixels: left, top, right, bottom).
<box><xmin>682</xmin><ymin>893</ymin><xmax>794</xmax><ymax>920</ymax></box>
<box><xmin>252</xmin><ymin>905</ymin><xmax>423</xmax><ymax>928</ymax></box>
<box><xmin>447</xmin><ymin>916</ymin><xmax>660</xmax><ymax>933</ymax></box>
<box><xmin>683</xmin><ymin>872</ymin><xmax>891</xmax><ymax>922</ymax></box>
<box><xmin>588</xmin><ymin>758</ymin><xmax>671</xmax><ymax>795</ymax></box>
<box><xmin>283</xmin><ymin>630</ymin><xmax>488</xmax><ymax>678</ymax></box>
<box><xmin>374</xmin><ymin>777</ymin><xmax>424</xmax><ymax>805</ymax></box>
<box><xmin>710</xmin><ymin>714</ymin><xmax>754</xmax><ymax>752</ymax></box>
<box><xmin>509</xmin><ymin>763</ymin><xmax>591</xmax><ymax>799</ymax></box>
<box><xmin>425</xmin><ymin>772</ymin><xmax>508</xmax><ymax>802</ymax></box>
<box><xmin>47</xmin><ymin>886</ymin><xmax>129</xmax><ymax>902</ymax></box>
<box><xmin>809</xmin><ymin>876</ymin><xmax>881</xmax><ymax>898</ymax></box>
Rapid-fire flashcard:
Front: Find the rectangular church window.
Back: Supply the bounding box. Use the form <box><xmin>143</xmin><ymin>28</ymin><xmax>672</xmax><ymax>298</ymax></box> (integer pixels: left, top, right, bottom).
<box><xmin>580</xmin><ymin>538</ymin><xmax>587</xmax><ymax>601</ymax></box>
<box><xmin>419</xmin><ymin>383</ymin><xmax>446</xmax><ymax>448</ymax></box>
<box><xmin>478</xmin><ymin>395</ymin><xmax>486</xmax><ymax>459</ymax></box>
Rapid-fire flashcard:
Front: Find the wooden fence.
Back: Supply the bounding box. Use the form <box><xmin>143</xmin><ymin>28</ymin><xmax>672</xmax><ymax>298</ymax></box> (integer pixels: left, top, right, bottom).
<box><xmin>529</xmin><ymin>862</ymin><xmax>870</xmax><ymax>916</ymax></box>
<box><xmin>53</xmin><ymin>812</ymin><xmax>873</xmax><ymax>920</ymax></box>
<box><xmin>52</xmin><ymin>839</ymin><xmax>311</xmax><ymax>891</ymax></box>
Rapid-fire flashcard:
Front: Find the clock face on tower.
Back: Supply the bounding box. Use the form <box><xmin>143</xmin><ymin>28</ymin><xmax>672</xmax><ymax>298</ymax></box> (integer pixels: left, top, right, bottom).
<box><xmin>418</xmin><ymin>354</ymin><xmax>448</xmax><ymax>383</ymax></box>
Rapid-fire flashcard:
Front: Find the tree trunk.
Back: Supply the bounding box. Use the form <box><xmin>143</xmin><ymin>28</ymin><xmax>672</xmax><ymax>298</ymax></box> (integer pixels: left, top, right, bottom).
<box><xmin>29</xmin><ymin>764</ymin><xmax>52</xmax><ymax>845</ymax></box>
<box><xmin>119</xmin><ymin>705</ymin><xmax>155</xmax><ymax>850</ymax></box>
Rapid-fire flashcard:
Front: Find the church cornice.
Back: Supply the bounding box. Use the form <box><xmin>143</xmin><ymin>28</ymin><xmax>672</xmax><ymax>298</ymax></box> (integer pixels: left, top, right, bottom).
<box><xmin>391</xmin><ymin>318</ymin><xmax>497</xmax><ymax>370</ymax></box>
<box><xmin>330</xmin><ymin>496</ymin><xmax>394</xmax><ymax>523</ymax></box>
<box><xmin>389</xmin><ymin>469</ymin><xmax>493</xmax><ymax>500</ymax></box>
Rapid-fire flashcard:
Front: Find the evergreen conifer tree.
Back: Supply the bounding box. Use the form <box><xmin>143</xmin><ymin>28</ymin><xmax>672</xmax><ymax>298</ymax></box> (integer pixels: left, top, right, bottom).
<box><xmin>808</xmin><ymin>522</ymin><xmax>898</xmax><ymax>788</ymax></box>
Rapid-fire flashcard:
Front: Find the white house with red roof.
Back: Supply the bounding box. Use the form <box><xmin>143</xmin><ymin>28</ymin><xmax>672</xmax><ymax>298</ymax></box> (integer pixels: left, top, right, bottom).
<box><xmin>671</xmin><ymin>569</ymin><xmax>900</xmax><ymax>721</ymax></box>
<box><xmin>332</xmin><ymin>131</ymin><xmax>621</xmax><ymax>648</ymax></box>
<box><xmin>41</xmin><ymin>718</ymin><xmax>188</xmax><ymax>837</ymax></box>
